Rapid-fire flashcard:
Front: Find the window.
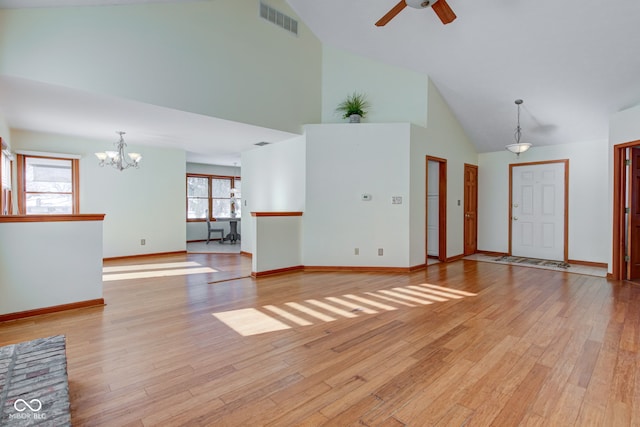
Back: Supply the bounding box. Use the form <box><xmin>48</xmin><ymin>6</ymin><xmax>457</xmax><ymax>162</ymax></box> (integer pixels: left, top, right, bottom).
<box><xmin>187</xmin><ymin>175</ymin><xmax>209</xmax><ymax>219</ymax></box>
<box><xmin>187</xmin><ymin>174</ymin><xmax>241</xmax><ymax>220</ymax></box>
<box><xmin>17</xmin><ymin>154</ymin><xmax>79</xmax><ymax>214</ymax></box>
<box><xmin>1</xmin><ymin>139</ymin><xmax>12</xmax><ymax>215</ymax></box>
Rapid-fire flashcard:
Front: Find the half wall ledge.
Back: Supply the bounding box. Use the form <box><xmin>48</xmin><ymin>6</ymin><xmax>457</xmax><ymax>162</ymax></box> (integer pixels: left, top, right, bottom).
<box><xmin>0</xmin><ymin>214</ymin><xmax>106</xmax><ymax>222</ymax></box>
<box><xmin>250</xmin><ymin>211</ymin><xmax>303</xmax><ymax>217</ymax></box>
<box><xmin>0</xmin><ymin>214</ymin><xmax>106</xmax><ymax>321</ymax></box>
<box><xmin>250</xmin><ymin>212</ymin><xmax>303</xmax><ymax>276</ymax></box>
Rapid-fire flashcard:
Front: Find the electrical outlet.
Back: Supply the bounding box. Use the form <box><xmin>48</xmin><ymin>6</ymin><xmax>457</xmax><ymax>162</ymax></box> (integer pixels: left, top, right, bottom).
<box><xmin>354</xmin><ymin>248</ymin><xmax>359</xmax><ymax>255</ymax></box>
<box><xmin>141</xmin><ymin>239</ymin><xmax>146</xmax><ymax>245</ymax></box>
<box><xmin>378</xmin><ymin>248</ymin><xmax>383</xmax><ymax>256</ymax></box>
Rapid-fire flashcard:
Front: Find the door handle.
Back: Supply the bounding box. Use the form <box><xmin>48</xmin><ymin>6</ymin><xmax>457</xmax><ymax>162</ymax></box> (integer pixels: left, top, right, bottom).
<box><xmin>513</xmin><ymin>216</ymin><xmax>518</xmax><ymax>221</ymax></box>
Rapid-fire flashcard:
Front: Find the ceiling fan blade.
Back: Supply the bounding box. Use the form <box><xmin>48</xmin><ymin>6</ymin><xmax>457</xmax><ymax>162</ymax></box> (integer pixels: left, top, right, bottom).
<box><xmin>432</xmin><ymin>0</ymin><xmax>456</xmax><ymax>24</ymax></box>
<box><xmin>375</xmin><ymin>0</ymin><xmax>407</xmax><ymax>27</ymax></box>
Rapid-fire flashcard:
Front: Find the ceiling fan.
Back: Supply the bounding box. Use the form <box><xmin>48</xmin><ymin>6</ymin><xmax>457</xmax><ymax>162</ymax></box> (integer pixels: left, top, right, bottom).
<box><xmin>375</xmin><ymin>0</ymin><xmax>457</xmax><ymax>26</ymax></box>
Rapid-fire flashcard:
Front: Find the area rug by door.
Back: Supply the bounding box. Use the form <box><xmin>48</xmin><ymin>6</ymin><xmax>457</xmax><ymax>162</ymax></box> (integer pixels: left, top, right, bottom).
<box><xmin>494</xmin><ymin>256</ymin><xmax>570</xmax><ymax>269</ymax></box>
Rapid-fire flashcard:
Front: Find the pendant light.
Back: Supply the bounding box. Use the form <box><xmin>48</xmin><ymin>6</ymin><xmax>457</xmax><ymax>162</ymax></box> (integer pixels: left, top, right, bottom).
<box><xmin>505</xmin><ymin>99</ymin><xmax>532</xmax><ymax>157</ymax></box>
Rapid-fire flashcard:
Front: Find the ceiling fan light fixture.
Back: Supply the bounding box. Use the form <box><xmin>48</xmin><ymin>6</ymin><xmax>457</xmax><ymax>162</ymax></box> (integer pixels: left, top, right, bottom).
<box><xmin>406</xmin><ymin>0</ymin><xmax>438</xmax><ymax>9</ymax></box>
<box><xmin>375</xmin><ymin>0</ymin><xmax>453</xmax><ymax>26</ymax></box>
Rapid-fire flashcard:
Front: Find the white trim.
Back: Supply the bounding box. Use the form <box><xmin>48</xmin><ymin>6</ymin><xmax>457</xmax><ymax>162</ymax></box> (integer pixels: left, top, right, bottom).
<box><xmin>14</xmin><ymin>150</ymin><xmax>82</xmax><ymax>159</ymax></box>
<box><xmin>1</xmin><ymin>149</ymin><xmax>13</xmax><ymax>161</ymax></box>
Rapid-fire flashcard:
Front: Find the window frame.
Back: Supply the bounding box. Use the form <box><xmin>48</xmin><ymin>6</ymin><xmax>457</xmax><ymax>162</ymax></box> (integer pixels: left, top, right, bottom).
<box><xmin>17</xmin><ymin>153</ymin><xmax>80</xmax><ymax>215</ymax></box>
<box><xmin>186</xmin><ymin>173</ymin><xmax>241</xmax><ymax>222</ymax></box>
<box><xmin>1</xmin><ymin>138</ymin><xmax>12</xmax><ymax>215</ymax></box>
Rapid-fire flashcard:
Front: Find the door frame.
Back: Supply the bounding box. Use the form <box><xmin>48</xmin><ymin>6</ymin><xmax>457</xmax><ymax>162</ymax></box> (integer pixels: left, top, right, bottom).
<box><xmin>464</xmin><ymin>163</ymin><xmax>478</xmax><ymax>256</ymax></box>
<box><xmin>612</xmin><ymin>140</ymin><xmax>640</xmax><ymax>280</ymax></box>
<box><xmin>508</xmin><ymin>159</ymin><xmax>569</xmax><ymax>261</ymax></box>
<box><xmin>426</xmin><ymin>156</ymin><xmax>447</xmax><ymax>263</ymax></box>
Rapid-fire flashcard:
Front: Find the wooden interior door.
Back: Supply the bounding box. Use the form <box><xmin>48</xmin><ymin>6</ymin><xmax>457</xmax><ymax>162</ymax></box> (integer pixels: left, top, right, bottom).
<box><xmin>464</xmin><ymin>164</ymin><xmax>478</xmax><ymax>255</ymax></box>
<box><xmin>628</xmin><ymin>147</ymin><xmax>640</xmax><ymax>279</ymax></box>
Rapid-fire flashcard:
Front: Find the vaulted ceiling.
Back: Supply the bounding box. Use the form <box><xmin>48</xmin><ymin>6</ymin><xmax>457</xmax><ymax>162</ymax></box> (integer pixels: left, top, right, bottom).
<box><xmin>287</xmin><ymin>0</ymin><xmax>640</xmax><ymax>152</ymax></box>
<box><xmin>2</xmin><ymin>0</ymin><xmax>640</xmax><ymax>160</ymax></box>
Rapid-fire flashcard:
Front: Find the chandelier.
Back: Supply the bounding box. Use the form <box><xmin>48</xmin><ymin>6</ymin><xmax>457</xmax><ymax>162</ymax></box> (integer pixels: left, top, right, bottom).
<box><xmin>230</xmin><ymin>162</ymin><xmax>241</xmax><ymax>217</ymax></box>
<box><xmin>505</xmin><ymin>99</ymin><xmax>532</xmax><ymax>157</ymax></box>
<box><xmin>95</xmin><ymin>131</ymin><xmax>142</xmax><ymax>171</ymax></box>
<box><xmin>230</xmin><ymin>162</ymin><xmax>240</xmax><ymax>194</ymax></box>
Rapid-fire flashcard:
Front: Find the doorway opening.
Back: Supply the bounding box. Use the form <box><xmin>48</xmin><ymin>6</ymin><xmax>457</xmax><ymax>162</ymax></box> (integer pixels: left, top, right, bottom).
<box><xmin>426</xmin><ymin>156</ymin><xmax>447</xmax><ymax>263</ymax></box>
<box><xmin>612</xmin><ymin>141</ymin><xmax>640</xmax><ymax>281</ymax></box>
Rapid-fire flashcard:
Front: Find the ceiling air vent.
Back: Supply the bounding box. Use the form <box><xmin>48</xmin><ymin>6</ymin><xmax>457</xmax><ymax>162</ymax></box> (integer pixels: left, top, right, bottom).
<box><xmin>254</xmin><ymin>141</ymin><xmax>271</xmax><ymax>147</ymax></box>
<box><xmin>259</xmin><ymin>2</ymin><xmax>298</xmax><ymax>36</ymax></box>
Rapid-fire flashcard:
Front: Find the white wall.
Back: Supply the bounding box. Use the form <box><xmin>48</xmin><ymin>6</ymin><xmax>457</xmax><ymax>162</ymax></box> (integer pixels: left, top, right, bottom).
<box><xmin>476</xmin><ymin>150</ymin><xmax>511</xmax><ymax>254</ymax></box>
<box><xmin>321</xmin><ymin>45</ymin><xmax>428</xmax><ymax>127</ymax></box>
<box><xmin>409</xmin><ymin>80</ymin><xmax>478</xmax><ymax>265</ymax></box>
<box><xmin>0</xmin><ymin>0</ymin><xmax>322</xmax><ymax>134</ymax></box>
<box><xmin>478</xmin><ymin>139</ymin><xmax>609</xmax><ymax>263</ymax></box>
<box><xmin>610</xmin><ymin>104</ymin><xmax>640</xmax><ymax>145</ymax></box>
<box><xmin>304</xmin><ymin>123</ymin><xmax>411</xmax><ymax>267</ymax></box>
<box><xmin>241</xmin><ymin>135</ymin><xmax>306</xmax><ymax>254</ymax></box>
<box><xmin>185</xmin><ymin>162</ymin><xmax>241</xmax><ymax>242</ymax></box>
<box><xmin>0</xmin><ymin>219</ymin><xmax>103</xmax><ymax>315</ymax></box>
<box><xmin>320</xmin><ymin>47</ymin><xmax>475</xmax><ymax>267</ymax></box>
<box><xmin>10</xmin><ymin>129</ymin><xmax>186</xmax><ymax>258</ymax></box>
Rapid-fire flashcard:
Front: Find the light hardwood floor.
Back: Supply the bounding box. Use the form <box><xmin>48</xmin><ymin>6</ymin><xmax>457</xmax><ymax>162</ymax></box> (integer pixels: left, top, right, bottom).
<box><xmin>0</xmin><ymin>254</ymin><xmax>638</xmax><ymax>426</ymax></box>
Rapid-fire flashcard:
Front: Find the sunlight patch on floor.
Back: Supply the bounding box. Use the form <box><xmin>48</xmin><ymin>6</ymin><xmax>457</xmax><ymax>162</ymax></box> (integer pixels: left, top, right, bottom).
<box><xmin>212</xmin><ymin>283</ymin><xmax>478</xmax><ymax>336</ymax></box>
<box><xmin>103</xmin><ymin>261</ymin><xmax>218</xmax><ymax>281</ymax></box>
<box><xmin>419</xmin><ymin>283</ymin><xmax>477</xmax><ymax>297</ymax></box>
<box><xmin>379</xmin><ymin>289</ymin><xmax>434</xmax><ymax>305</ymax></box>
<box><xmin>213</xmin><ymin>308</ymin><xmax>290</xmax><ymax>336</ymax></box>
<box><xmin>263</xmin><ymin>305</ymin><xmax>312</xmax><ymax>326</ymax></box>
<box><xmin>325</xmin><ymin>296</ymin><xmax>378</xmax><ymax>314</ymax></box>
<box><xmin>285</xmin><ymin>302</ymin><xmax>336</xmax><ymax>322</ymax></box>
<box><xmin>343</xmin><ymin>294</ymin><xmax>396</xmax><ymax>311</ymax></box>
<box><xmin>305</xmin><ymin>299</ymin><xmax>358</xmax><ymax>318</ymax></box>
<box><xmin>103</xmin><ymin>262</ymin><xmax>205</xmax><ymax>273</ymax></box>
<box><xmin>365</xmin><ymin>291</ymin><xmax>417</xmax><ymax>307</ymax></box>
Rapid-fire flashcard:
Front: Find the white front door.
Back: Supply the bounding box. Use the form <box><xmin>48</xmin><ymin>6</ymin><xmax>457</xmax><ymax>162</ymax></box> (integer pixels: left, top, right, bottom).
<box><xmin>511</xmin><ymin>162</ymin><xmax>566</xmax><ymax>261</ymax></box>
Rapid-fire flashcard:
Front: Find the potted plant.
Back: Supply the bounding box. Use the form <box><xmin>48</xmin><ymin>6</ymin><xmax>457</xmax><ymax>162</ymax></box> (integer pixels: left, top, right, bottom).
<box><xmin>336</xmin><ymin>92</ymin><xmax>370</xmax><ymax>123</ymax></box>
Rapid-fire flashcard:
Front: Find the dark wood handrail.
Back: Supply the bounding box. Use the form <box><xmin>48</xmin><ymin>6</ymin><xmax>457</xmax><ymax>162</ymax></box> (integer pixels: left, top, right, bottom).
<box><xmin>250</xmin><ymin>212</ymin><xmax>303</xmax><ymax>217</ymax></box>
<box><xmin>0</xmin><ymin>214</ymin><xmax>106</xmax><ymax>223</ymax></box>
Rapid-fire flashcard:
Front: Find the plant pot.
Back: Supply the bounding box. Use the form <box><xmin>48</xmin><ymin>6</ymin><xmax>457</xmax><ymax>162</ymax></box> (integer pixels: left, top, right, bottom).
<box><xmin>349</xmin><ymin>114</ymin><xmax>361</xmax><ymax>123</ymax></box>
